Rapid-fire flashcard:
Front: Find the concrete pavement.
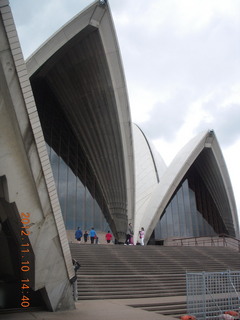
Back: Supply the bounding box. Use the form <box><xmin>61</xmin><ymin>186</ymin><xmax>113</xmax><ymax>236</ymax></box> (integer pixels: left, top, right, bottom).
<box><xmin>1</xmin><ymin>297</ymin><xmax>184</xmax><ymax>320</ymax></box>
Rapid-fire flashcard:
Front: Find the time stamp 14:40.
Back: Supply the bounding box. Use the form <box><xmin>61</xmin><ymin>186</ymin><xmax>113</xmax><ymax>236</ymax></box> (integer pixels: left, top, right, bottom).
<box><xmin>20</xmin><ymin>212</ymin><xmax>31</xmax><ymax>308</ymax></box>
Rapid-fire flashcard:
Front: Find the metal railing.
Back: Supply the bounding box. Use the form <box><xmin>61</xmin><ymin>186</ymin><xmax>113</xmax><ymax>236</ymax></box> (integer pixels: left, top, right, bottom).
<box><xmin>168</xmin><ymin>235</ymin><xmax>240</xmax><ymax>252</ymax></box>
<box><xmin>186</xmin><ymin>270</ymin><xmax>240</xmax><ymax>320</ymax></box>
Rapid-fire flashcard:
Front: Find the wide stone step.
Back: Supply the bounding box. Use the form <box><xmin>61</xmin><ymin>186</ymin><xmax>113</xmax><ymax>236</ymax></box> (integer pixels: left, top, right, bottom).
<box><xmin>78</xmin><ymin>279</ymin><xmax>186</xmax><ymax>286</ymax></box>
<box><xmin>129</xmin><ymin>300</ymin><xmax>187</xmax><ymax>316</ymax></box>
<box><xmin>70</xmin><ymin>243</ymin><xmax>240</xmax><ymax>304</ymax></box>
<box><xmin>78</xmin><ymin>274</ymin><xmax>185</xmax><ymax>279</ymax></box>
<box><xmin>158</xmin><ymin>308</ymin><xmax>187</xmax><ymax>316</ymax></box>
<box><xmin>140</xmin><ymin>303</ymin><xmax>186</xmax><ymax>312</ymax></box>
<box><xmin>77</xmin><ymin>276</ymin><xmax>186</xmax><ymax>283</ymax></box>
<box><xmin>78</xmin><ymin>291</ymin><xmax>185</xmax><ymax>300</ymax></box>
<box><xmin>78</xmin><ymin>288</ymin><xmax>186</xmax><ymax>295</ymax></box>
<box><xmin>78</xmin><ymin>282</ymin><xmax>185</xmax><ymax>290</ymax></box>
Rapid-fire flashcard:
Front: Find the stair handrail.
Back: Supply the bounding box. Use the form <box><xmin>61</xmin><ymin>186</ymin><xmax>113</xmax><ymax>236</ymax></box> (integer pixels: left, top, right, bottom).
<box><xmin>170</xmin><ymin>235</ymin><xmax>240</xmax><ymax>252</ymax></box>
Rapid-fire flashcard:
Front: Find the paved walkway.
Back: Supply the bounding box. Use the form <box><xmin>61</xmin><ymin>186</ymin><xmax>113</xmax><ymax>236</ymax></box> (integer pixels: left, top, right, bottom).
<box><xmin>2</xmin><ymin>297</ymin><xmax>184</xmax><ymax>320</ymax></box>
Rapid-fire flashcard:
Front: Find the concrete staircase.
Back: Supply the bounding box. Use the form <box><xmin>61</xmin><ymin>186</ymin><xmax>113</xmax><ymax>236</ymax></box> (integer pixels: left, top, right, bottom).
<box><xmin>70</xmin><ymin>244</ymin><xmax>240</xmax><ymax>317</ymax></box>
<box><xmin>129</xmin><ymin>299</ymin><xmax>187</xmax><ymax>318</ymax></box>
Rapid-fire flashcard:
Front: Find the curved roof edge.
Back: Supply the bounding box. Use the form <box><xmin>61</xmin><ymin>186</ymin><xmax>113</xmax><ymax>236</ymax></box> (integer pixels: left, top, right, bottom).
<box><xmin>132</xmin><ymin>123</ymin><xmax>167</xmax><ymax>237</ymax></box>
<box><xmin>133</xmin><ymin>123</ymin><xmax>167</xmax><ymax>183</ymax></box>
<box><xmin>26</xmin><ymin>1</ymin><xmax>135</xmax><ymax>234</ymax></box>
<box><xmin>26</xmin><ymin>1</ymin><xmax>99</xmax><ymax>75</ymax></box>
<box><xmin>141</xmin><ymin>130</ymin><xmax>239</xmax><ymax>244</ymax></box>
<box><xmin>209</xmin><ymin>132</ymin><xmax>239</xmax><ymax>237</ymax></box>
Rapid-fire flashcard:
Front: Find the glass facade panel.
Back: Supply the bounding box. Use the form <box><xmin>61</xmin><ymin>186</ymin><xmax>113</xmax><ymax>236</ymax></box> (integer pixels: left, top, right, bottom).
<box><xmin>76</xmin><ymin>178</ymin><xmax>85</xmax><ymax>228</ymax></box>
<box><xmin>33</xmin><ymin>81</ymin><xmax>110</xmax><ymax>233</ymax></box>
<box><xmin>176</xmin><ymin>187</ymin><xmax>184</xmax><ymax>236</ymax></box>
<box><xmin>59</xmin><ymin>157</ymin><xmax>68</xmax><ymax>223</ymax></box>
<box><xmin>182</xmin><ymin>180</ymin><xmax>192</xmax><ymax>236</ymax></box>
<box><xmin>48</xmin><ymin>143</ymin><xmax>109</xmax><ymax>231</ymax></box>
<box><xmin>155</xmin><ymin>209</ymin><xmax>167</xmax><ymax>239</ymax></box>
<box><xmin>189</xmin><ymin>188</ymin><xmax>199</xmax><ymax>237</ymax></box>
<box><xmin>85</xmin><ymin>188</ymin><xmax>93</xmax><ymax>229</ymax></box>
<box><xmin>154</xmin><ymin>167</ymin><xmax>227</xmax><ymax>240</ymax></box>
<box><xmin>95</xmin><ymin>201</ymin><xmax>104</xmax><ymax>231</ymax></box>
<box><xmin>67</xmin><ymin>168</ymin><xmax>76</xmax><ymax>230</ymax></box>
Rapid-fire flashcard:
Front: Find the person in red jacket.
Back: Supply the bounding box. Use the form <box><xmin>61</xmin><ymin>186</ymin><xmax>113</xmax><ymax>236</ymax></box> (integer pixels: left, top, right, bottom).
<box><xmin>105</xmin><ymin>231</ymin><xmax>113</xmax><ymax>244</ymax></box>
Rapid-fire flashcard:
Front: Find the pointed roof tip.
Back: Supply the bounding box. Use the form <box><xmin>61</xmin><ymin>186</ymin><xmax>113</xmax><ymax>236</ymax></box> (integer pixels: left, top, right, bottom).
<box><xmin>26</xmin><ymin>0</ymin><xmax>114</xmax><ymax>77</ymax></box>
<box><xmin>98</xmin><ymin>0</ymin><xmax>108</xmax><ymax>6</ymax></box>
<box><xmin>181</xmin><ymin>129</ymin><xmax>218</xmax><ymax>152</ymax></box>
<box><xmin>208</xmin><ymin>129</ymin><xmax>215</xmax><ymax>137</ymax></box>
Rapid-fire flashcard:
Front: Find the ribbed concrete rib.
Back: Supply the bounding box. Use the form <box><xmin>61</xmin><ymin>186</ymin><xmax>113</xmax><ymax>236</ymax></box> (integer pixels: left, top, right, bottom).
<box><xmin>26</xmin><ymin>1</ymin><xmax>135</xmax><ymax>241</ymax></box>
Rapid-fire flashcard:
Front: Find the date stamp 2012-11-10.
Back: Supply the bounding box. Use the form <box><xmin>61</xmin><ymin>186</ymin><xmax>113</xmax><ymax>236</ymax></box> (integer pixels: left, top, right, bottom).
<box><xmin>20</xmin><ymin>212</ymin><xmax>31</xmax><ymax>308</ymax></box>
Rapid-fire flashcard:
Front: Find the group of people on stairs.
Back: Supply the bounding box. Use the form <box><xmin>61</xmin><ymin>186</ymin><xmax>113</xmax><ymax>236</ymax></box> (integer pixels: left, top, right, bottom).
<box><xmin>125</xmin><ymin>223</ymin><xmax>145</xmax><ymax>246</ymax></box>
<box><xmin>75</xmin><ymin>227</ymin><xmax>98</xmax><ymax>244</ymax></box>
<box><xmin>75</xmin><ymin>224</ymin><xmax>145</xmax><ymax>245</ymax></box>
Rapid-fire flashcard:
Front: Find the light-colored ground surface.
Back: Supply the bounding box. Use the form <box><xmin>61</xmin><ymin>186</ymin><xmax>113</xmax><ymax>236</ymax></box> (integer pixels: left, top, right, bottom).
<box><xmin>2</xmin><ymin>296</ymin><xmax>185</xmax><ymax>320</ymax></box>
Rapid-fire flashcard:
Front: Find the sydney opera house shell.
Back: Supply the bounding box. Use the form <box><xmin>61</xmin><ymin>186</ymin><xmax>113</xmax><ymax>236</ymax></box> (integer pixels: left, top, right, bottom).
<box><xmin>0</xmin><ymin>0</ymin><xmax>238</xmax><ymax>312</ymax></box>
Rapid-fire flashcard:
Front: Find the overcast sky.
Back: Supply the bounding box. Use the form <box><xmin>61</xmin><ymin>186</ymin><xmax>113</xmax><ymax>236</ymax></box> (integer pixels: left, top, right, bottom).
<box><xmin>10</xmin><ymin>0</ymin><xmax>240</xmax><ymax>221</ymax></box>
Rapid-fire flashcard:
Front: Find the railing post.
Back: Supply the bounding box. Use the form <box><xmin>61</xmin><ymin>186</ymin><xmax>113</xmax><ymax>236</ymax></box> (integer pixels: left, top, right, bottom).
<box><xmin>223</xmin><ymin>235</ymin><xmax>226</xmax><ymax>247</ymax></box>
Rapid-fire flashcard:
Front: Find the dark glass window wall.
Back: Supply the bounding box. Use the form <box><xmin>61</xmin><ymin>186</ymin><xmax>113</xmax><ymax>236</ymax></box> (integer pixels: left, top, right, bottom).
<box><xmin>32</xmin><ymin>80</ymin><xmax>110</xmax><ymax>232</ymax></box>
<box><xmin>154</xmin><ymin>168</ymin><xmax>228</xmax><ymax>240</ymax></box>
<box><xmin>47</xmin><ymin>144</ymin><xmax>109</xmax><ymax>231</ymax></box>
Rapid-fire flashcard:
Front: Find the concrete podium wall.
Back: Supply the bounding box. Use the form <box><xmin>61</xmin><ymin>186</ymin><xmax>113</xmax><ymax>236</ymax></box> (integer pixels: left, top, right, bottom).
<box><xmin>0</xmin><ymin>0</ymin><xmax>74</xmax><ymax>311</ymax></box>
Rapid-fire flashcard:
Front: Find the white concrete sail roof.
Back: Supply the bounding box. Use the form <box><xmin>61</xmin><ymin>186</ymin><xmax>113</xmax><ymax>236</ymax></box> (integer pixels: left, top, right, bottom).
<box><xmin>26</xmin><ymin>1</ymin><xmax>134</xmax><ymax>241</ymax></box>
<box><xmin>132</xmin><ymin>124</ymin><xmax>167</xmax><ymax>240</ymax></box>
<box><xmin>141</xmin><ymin>130</ymin><xmax>239</xmax><ymax>244</ymax></box>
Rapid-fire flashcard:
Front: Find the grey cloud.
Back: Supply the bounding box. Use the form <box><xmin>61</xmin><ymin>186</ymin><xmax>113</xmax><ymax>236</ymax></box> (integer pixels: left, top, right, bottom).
<box><xmin>138</xmin><ymin>89</ymin><xmax>191</xmax><ymax>141</ymax></box>
<box><xmin>115</xmin><ymin>3</ymin><xmax>240</xmax><ymax>148</ymax></box>
<box><xmin>119</xmin><ymin>14</ymin><xmax>239</xmax><ymax>95</ymax></box>
<box><xmin>10</xmin><ymin>0</ymin><xmax>92</xmax><ymax>57</ymax></box>
<box><xmin>196</xmin><ymin>103</ymin><xmax>240</xmax><ymax>147</ymax></box>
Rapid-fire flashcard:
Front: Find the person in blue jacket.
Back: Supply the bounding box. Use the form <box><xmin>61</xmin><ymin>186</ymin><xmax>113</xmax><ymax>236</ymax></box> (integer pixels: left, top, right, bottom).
<box><xmin>89</xmin><ymin>227</ymin><xmax>97</xmax><ymax>244</ymax></box>
<box><xmin>75</xmin><ymin>227</ymin><xmax>82</xmax><ymax>243</ymax></box>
